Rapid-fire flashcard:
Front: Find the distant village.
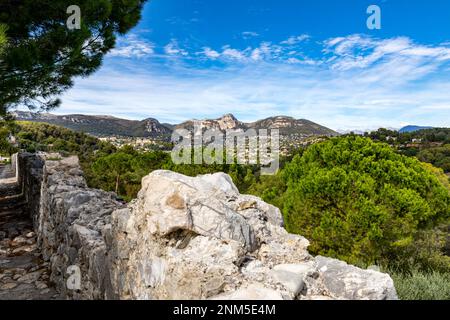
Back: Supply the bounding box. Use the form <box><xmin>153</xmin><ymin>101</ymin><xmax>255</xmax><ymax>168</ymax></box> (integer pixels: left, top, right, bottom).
<box><xmin>97</xmin><ymin>133</ymin><xmax>331</xmax><ymax>158</ymax></box>
<box><xmin>98</xmin><ymin>136</ymin><xmax>171</xmax><ymax>152</ymax></box>
<box><xmin>384</xmin><ymin>135</ymin><xmax>446</xmax><ymax>149</ymax></box>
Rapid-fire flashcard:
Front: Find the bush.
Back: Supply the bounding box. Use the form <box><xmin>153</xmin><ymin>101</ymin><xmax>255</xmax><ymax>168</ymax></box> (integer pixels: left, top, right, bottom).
<box><xmin>390</xmin><ymin>269</ymin><xmax>450</xmax><ymax>300</ymax></box>
<box><xmin>247</xmin><ymin>174</ymin><xmax>286</xmax><ymax>211</ymax></box>
<box><xmin>282</xmin><ymin>135</ymin><xmax>450</xmax><ymax>271</ymax></box>
<box><xmin>417</xmin><ymin>144</ymin><xmax>450</xmax><ymax>173</ymax></box>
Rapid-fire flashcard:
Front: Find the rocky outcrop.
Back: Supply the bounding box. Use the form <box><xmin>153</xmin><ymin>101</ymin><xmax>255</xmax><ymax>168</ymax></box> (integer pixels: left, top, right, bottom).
<box><xmin>20</xmin><ymin>155</ymin><xmax>397</xmax><ymax>300</ymax></box>
<box><xmin>106</xmin><ymin>170</ymin><xmax>397</xmax><ymax>300</ymax></box>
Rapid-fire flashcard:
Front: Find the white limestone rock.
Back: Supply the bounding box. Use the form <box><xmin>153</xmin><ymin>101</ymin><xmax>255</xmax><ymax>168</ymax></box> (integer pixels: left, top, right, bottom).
<box><xmin>107</xmin><ymin>170</ymin><xmax>398</xmax><ymax>300</ymax></box>
<box><xmin>210</xmin><ymin>283</ymin><xmax>284</xmax><ymax>300</ymax></box>
<box><xmin>315</xmin><ymin>256</ymin><xmax>398</xmax><ymax>300</ymax></box>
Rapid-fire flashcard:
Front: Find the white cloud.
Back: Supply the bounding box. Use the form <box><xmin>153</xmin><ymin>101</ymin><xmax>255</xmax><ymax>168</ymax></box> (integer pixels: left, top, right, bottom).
<box><xmin>250</xmin><ymin>42</ymin><xmax>273</xmax><ymax>61</ymax></box>
<box><xmin>109</xmin><ymin>35</ymin><xmax>154</xmax><ymax>58</ymax></box>
<box><xmin>281</xmin><ymin>34</ymin><xmax>310</xmax><ymax>45</ymax></box>
<box><xmin>164</xmin><ymin>39</ymin><xmax>188</xmax><ymax>56</ymax></box>
<box><xmin>250</xmin><ymin>48</ymin><xmax>262</xmax><ymax>61</ymax></box>
<box><xmin>199</xmin><ymin>41</ymin><xmax>304</xmax><ymax>64</ymax></box>
<box><xmin>286</xmin><ymin>57</ymin><xmax>301</xmax><ymax>64</ymax></box>
<box><xmin>222</xmin><ymin>47</ymin><xmax>247</xmax><ymax>61</ymax></box>
<box><xmin>242</xmin><ymin>31</ymin><xmax>259</xmax><ymax>39</ymax></box>
<box><xmin>324</xmin><ymin>34</ymin><xmax>450</xmax><ymax>72</ymax></box>
<box><xmin>201</xmin><ymin>47</ymin><xmax>221</xmax><ymax>59</ymax></box>
<box><xmin>286</xmin><ymin>57</ymin><xmax>316</xmax><ymax>65</ymax></box>
<box><xmin>57</xmin><ymin>34</ymin><xmax>450</xmax><ymax>131</ymax></box>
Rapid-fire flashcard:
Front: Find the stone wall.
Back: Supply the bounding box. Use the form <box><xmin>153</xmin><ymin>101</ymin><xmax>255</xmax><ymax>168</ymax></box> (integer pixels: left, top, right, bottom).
<box><xmin>18</xmin><ymin>153</ymin><xmax>45</xmax><ymax>225</ymax></box>
<box><xmin>20</xmin><ymin>154</ymin><xmax>124</xmax><ymax>299</ymax></box>
<box><xmin>19</xmin><ymin>154</ymin><xmax>398</xmax><ymax>300</ymax></box>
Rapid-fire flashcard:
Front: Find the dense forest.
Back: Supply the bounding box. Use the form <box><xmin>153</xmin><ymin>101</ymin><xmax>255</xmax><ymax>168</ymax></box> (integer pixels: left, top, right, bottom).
<box><xmin>366</xmin><ymin>128</ymin><xmax>450</xmax><ymax>174</ymax></box>
<box><xmin>3</xmin><ymin>121</ymin><xmax>450</xmax><ymax>299</ymax></box>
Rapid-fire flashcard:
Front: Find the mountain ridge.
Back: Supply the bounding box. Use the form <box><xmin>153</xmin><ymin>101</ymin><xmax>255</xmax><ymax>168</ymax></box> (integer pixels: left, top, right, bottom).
<box><xmin>13</xmin><ymin>111</ymin><xmax>172</xmax><ymax>139</ymax></box>
<box><xmin>12</xmin><ymin>111</ymin><xmax>338</xmax><ymax>140</ymax></box>
<box><xmin>399</xmin><ymin>125</ymin><xmax>434</xmax><ymax>133</ymax></box>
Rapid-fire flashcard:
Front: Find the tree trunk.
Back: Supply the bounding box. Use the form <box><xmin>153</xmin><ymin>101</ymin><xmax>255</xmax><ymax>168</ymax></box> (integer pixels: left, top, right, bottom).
<box><xmin>115</xmin><ymin>175</ymin><xmax>120</xmax><ymax>194</ymax></box>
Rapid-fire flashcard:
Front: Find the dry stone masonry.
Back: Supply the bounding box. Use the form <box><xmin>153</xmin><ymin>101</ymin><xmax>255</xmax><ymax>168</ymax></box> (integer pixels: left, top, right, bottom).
<box><xmin>3</xmin><ymin>153</ymin><xmax>398</xmax><ymax>300</ymax></box>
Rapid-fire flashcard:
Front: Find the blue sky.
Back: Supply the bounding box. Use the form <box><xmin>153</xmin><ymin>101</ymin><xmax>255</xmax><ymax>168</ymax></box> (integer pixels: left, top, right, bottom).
<box><xmin>52</xmin><ymin>0</ymin><xmax>450</xmax><ymax>130</ymax></box>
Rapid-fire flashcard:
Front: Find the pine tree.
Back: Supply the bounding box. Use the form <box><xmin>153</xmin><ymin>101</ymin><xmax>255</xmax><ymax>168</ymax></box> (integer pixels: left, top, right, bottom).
<box><xmin>0</xmin><ymin>0</ymin><xmax>147</xmax><ymax>115</ymax></box>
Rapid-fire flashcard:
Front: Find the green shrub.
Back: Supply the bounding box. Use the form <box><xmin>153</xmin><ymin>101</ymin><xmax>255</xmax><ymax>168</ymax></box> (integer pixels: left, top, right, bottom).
<box><xmin>282</xmin><ymin>135</ymin><xmax>450</xmax><ymax>270</ymax></box>
<box><xmin>390</xmin><ymin>269</ymin><xmax>450</xmax><ymax>300</ymax></box>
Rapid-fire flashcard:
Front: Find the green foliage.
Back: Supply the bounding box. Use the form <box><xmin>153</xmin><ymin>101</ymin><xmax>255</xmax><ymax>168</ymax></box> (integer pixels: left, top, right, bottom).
<box><xmin>90</xmin><ymin>148</ymin><xmax>169</xmax><ymax>201</ymax></box>
<box><xmin>0</xmin><ymin>126</ymin><xmax>11</xmax><ymax>155</ymax></box>
<box><xmin>281</xmin><ymin>135</ymin><xmax>450</xmax><ymax>271</ymax></box>
<box><xmin>421</xmin><ymin>162</ymin><xmax>450</xmax><ymax>192</ymax></box>
<box><xmin>0</xmin><ymin>0</ymin><xmax>147</xmax><ymax>114</ymax></box>
<box><xmin>13</xmin><ymin>122</ymin><xmax>262</xmax><ymax>200</ymax></box>
<box><xmin>367</xmin><ymin>128</ymin><xmax>450</xmax><ymax>145</ymax></box>
<box><xmin>15</xmin><ymin>121</ymin><xmax>118</xmax><ymax>197</ymax></box>
<box><xmin>16</xmin><ymin>121</ymin><xmax>115</xmax><ymax>156</ymax></box>
<box><xmin>390</xmin><ymin>269</ymin><xmax>450</xmax><ymax>300</ymax></box>
<box><xmin>0</xmin><ymin>23</ymin><xmax>6</xmax><ymax>54</ymax></box>
<box><xmin>0</xmin><ymin>113</ymin><xmax>18</xmax><ymax>155</ymax></box>
<box><xmin>91</xmin><ymin>155</ymin><xmax>262</xmax><ymax>201</ymax></box>
<box><xmin>247</xmin><ymin>174</ymin><xmax>286</xmax><ymax>211</ymax></box>
<box><xmin>93</xmin><ymin>152</ymin><xmax>134</xmax><ymax>195</ymax></box>
<box><xmin>367</xmin><ymin>128</ymin><xmax>450</xmax><ymax>174</ymax></box>
<box><xmin>417</xmin><ymin>145</ymin><xmax>450</xmax><ymax>173</ymax></box>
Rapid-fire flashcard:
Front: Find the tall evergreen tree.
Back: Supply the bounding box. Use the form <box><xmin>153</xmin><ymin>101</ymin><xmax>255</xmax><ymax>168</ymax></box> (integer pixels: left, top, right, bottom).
<box><xmin>0</xmin><ymin>0</ymin><xmax>147</xmax><ymax>115</ymax></box>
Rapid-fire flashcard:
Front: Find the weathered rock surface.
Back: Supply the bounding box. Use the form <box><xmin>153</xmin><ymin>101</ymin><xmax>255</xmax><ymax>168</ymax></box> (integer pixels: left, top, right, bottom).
<box><xmin>106</xmin><ymin>170</ymin><xmax>398</xmax><ymax>300</ymax></box>
<box><xmin>15</xmin><ymin>154</ymin><xmax>397</xmax><ymax>300</ymax></box>
<box><xmin>29</xmin><ymin>155</ymin><xmax>125</xmax><ymax>299</ymax></box>
<box><xmin>315</xmin><ymin>256</ymin><xmax>398</xmax><ymax>300</ymax></box>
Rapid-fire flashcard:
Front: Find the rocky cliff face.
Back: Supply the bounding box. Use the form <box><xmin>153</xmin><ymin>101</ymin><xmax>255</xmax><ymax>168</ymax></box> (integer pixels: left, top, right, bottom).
<box><xmin>24</xmin><ymin>155</ymin><xmax>397</xmax><ymax>300</ymax></box>
<box><xmin>176</xmin><ymin>114</ymin><xmax>246</xmax><ymax>132</ymax></box>
<box><xmin>248</xmin><ymin>116</ymin><xmax>338</xmax><ymax>137</ymax></box>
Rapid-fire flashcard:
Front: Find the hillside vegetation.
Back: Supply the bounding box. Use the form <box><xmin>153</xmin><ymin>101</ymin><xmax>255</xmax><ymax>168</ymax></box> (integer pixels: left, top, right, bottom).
<box><xmin>13</xmin><ymin>122</ymin><xmax>262</xmax><ymax>201</ymax></box>
<box><xmin>367</xmin><ymin>128</ymin><xmax>450</xmax><ymax>174</ymax></box>
<box><xmin>280</xmin><ymin>136</ymin><xmax>449</xmax><ymax>273</ymax></box>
